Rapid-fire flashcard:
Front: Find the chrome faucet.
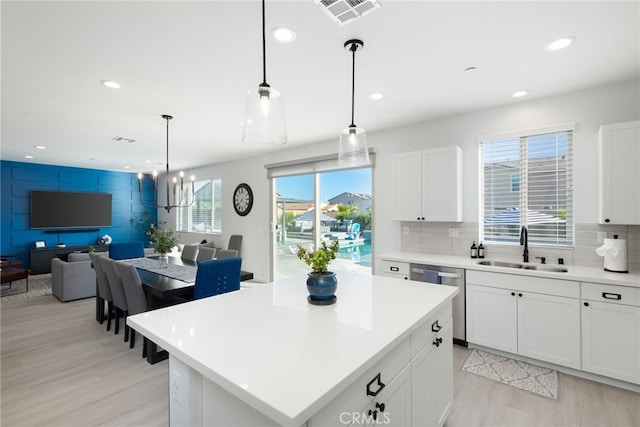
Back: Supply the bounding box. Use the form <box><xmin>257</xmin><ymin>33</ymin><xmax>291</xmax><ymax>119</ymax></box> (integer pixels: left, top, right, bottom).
<box><xmin>520</xmin><ymin>226</ymin><xmax>529</xmax><ymax>263</ymax></box>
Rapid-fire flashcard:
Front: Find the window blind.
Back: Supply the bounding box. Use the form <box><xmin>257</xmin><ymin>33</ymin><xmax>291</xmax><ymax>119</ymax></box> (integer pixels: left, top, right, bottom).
<box><xmin>177</xmin><ymin>178</ymin><xmax>222</xmax><ymax>234</ymax></box>
<box><xmin>480</xmin><ymin>128</ymin><xmax>574</xmax><ymax>247</ymax></box>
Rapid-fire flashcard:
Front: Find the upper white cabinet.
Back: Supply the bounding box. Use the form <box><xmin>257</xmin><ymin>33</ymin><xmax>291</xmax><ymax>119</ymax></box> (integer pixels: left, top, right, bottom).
<box><xmin>599</xmin><ymin>120</ymin><xmax>640</xmax><ymax>224</ymax></box>
<box><xmin>392</xmin><ymin>146</ymin><xmax>462</xmax><ymax>222</ymax></box>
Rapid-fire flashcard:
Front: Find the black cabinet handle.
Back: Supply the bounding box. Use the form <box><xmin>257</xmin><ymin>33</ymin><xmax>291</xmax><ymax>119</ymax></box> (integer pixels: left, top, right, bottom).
<box><xmin>602</xmin><ymin>292</ymin><xmax>622</xmax><ymax>300</ymax></box>
<box><xmin>518</xmin><ymin>293</ymin><xmax>523</xmax><ymax>297</ymax></box>
<box><xmin>376</xmin><ymin>402</ymin><xmax>386</xmax><ymax>412</ymax></box>
<box><xmin>368</xmin><ymin>409</ymin><xmax>378</xmax><ymax>421</ymax></box>
<box><xmin>584</xmin><ymin>302</ymin><xmax>589</xmax><ymax>307</ymax></box>
<box><xmin>366</xmin><ymin>373</ymin><xmax>385</xmax><ymax>397</ymax></box>
<box><xmin>605</xmin><ymin>218</ymin><xmax>610</xmax><ymax>223</ymax></box>
<box><xmin>417</xmin><ymin>217</ymin><xmax>420</xmax><ymax>220</ymax></box>
<box><xmin>431</xmin><ymin>320</ymin><xmax>442</xmax><ymax>332</ymax></box>
<box><xmin>511</xmin><ymin>292</ymin><xmax>516</xmax><ymax>296</ymax></box>
<box><xmin>390</xmin><ymin>266</ymin><xmax>399</xmax><ymax>272</ymax></box>
<box><xmin>433</xmin><ymin>337</ymin><xmax>443</xmax><ymax>347</ymax></box>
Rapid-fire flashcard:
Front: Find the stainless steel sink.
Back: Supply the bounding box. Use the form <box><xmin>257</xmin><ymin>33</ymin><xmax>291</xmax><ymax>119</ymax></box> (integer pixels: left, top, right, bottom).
<box><xmin>476</xmin><ymin>260</ymin><xmax>568</xmax><ymax>273</ymax></box>
<box><xmin>475</xmin><ymin>260</ymin><xmax>524</xmax><ymax>269</ymax></box>
<box><xmin>521</xmin><ymin>265</ymin><xmax>569</xmax><ymax>273</ymax></box>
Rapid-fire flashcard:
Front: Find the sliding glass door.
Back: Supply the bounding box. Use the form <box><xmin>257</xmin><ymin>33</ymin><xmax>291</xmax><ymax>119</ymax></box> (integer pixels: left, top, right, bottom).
<box><xmin>273</xmin><ymin>168</ymin><xmax>372</xmax><ymax>280</ymax></box>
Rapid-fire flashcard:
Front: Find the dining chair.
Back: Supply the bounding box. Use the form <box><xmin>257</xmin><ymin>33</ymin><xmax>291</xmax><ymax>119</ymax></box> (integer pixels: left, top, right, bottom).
<box><xmin>196</xmin><ymin>246</ymin><xmax>216</xmax><ymax>262</ymax></box>
<box><xmin>115</xmin><ymin>261</ymin><xmax>148</xmax><ymax>356</ymax></box>
<box><xmin>181</xmin><ymin>244</ymin><xmax>199</xmax><ymax>262</ymax></box>
<box><xmin>99</xmin><ymin>257</ymin><xmax>129</xmax><ymax>342</ymax></box>
<box><xmin>109</xmin><ymin>241</ymin><xmax>145</xmax><ymax>260</ymax></box>
<box><xmin>228</xmin><ymin>235</ymin><xmax>242</xmax><ymax>255</ymax></box>
<box><xmin>90</xmin><ymin>252</ymin><xmax>113</xmax><ymax>330</ymax></box>
<box><xmin>193</xmin><ymin>257</ymin><xmax>242</xmax><ymax>300</ymax></box>
<box><xmin>215</xmin><ymin>249</ymin><xmax>238</xmax><ymax>259</ymax></box>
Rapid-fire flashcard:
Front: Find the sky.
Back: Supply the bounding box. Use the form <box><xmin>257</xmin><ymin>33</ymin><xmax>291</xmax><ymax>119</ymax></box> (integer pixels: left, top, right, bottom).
<box><xmin>275</xmin><ymin>168</ymin><xmax>372</xmax><ymax>202</ymax></box>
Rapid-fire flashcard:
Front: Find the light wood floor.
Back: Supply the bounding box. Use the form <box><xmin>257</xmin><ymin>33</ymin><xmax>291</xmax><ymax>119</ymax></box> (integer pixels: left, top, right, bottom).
<box><xmin>2</xmin><ymin>295</ymin><xmax>639</xmax><ymax>427</ymax></box>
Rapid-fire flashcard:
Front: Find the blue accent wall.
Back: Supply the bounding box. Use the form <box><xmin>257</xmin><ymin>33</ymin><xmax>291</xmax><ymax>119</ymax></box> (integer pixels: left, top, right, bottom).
<box><xmin>1</xmin><ymin>161</ymin><xmax>157</xmax><ymax>270</ymax></box>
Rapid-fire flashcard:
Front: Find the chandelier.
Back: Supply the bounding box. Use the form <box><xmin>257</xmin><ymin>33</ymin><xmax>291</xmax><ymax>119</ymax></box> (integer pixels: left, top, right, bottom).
<box><xmin>137</xmin><ymin>114</ymin><xmax>195</xmax><ymax>213</ymax></box>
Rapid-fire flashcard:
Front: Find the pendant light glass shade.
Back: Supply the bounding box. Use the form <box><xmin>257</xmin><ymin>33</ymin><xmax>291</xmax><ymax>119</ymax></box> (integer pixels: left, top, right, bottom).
<box><xmin>339</xmin><ymin>125</ymin><xmax>369</xmax><ymax>167</ymax></box>
<box><xmin>242</xmin><ymin>84</ymin><xmax>287</xmax><ymax>145</ymax></box>
<box><xmin>338</xmin><ymin>39</ymin><xmax>369</xmax><ymax>167</ymax></box>
<box><xmin>241</xmin><ymin>0</ymin><xmax>287</xmax><ymax>145</ymax></box>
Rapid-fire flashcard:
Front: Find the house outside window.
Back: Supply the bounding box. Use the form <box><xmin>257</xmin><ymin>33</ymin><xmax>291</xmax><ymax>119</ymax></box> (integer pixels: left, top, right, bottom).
<box><xmin>177</xmin><ymin>179</ymin><xmax>222</xmax><ymax>234</ymax></box>
<box><xmin>480</xmin><ymin>126</ymin><xmax>574</xmax><ymax>247</ymax></box>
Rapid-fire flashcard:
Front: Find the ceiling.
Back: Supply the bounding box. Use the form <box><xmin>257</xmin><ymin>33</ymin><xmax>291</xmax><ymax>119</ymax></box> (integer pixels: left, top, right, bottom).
<box><xmin>2</xmin><ymin>1</ymin><xmax>638</xmax><ymax>172</ymax></box>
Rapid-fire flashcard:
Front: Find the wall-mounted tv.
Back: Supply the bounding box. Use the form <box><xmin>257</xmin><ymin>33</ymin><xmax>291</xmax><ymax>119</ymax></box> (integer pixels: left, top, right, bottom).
<box><xmin>30</xmin><ymin>191</ymin><xmax>112</xmax><ymax>229</ymax></box>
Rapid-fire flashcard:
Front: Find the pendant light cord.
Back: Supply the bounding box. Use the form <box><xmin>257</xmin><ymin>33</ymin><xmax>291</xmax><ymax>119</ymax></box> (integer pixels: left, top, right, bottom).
<box><xmin>262</xmin><ymin>0</ymin><xmax>267</xmax><ymax>86</ymax></box>
<box><xmin>165</xmin><ymin>115</ymin><xmax>170</xmax><ymax>206</ymax></box>
<box><xmin>350</xmin><ymin>44</ymin><xmax>356</xmax><ymax>127</ymax></box>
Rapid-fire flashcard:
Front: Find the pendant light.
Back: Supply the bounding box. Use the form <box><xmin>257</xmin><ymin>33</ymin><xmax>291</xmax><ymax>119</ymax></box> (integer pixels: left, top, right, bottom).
<box><xmin>339</xmin><ymin>39</ymin><xmax>370</xmax><ymax>167</ymax></box>
<box><xmin>242</xmin><ymin>0</ymin><xmax>287</xmax><ymax>145</ymax></box>
<box><xmin>137</xmin><ymin>115</ymin><xmax>195</xmax><ymax>213</ymax></box>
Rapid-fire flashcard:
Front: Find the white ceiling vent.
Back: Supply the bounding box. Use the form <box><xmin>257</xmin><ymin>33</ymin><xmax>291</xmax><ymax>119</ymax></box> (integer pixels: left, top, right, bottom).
<box><xmin>112</xmin><ymin>136</ymin><xmax>136</xmax><ymax>143</ymax></box>
<box><xmin>315</xmin><ymin>0</ymin><xmax>380</xmax><ymax>26</ymax></box>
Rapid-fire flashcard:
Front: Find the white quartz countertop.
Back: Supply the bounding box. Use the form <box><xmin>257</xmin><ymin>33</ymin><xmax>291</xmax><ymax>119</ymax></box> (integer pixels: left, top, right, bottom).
<box><xmin>378</xmin><ymin>251</ymin><xmax>640</xmax><ymax>288</ymax></box>
<box><xmin>127</xmin><ymin>271</ymin><xmax>458</xmax><ymax>426</ymax></box>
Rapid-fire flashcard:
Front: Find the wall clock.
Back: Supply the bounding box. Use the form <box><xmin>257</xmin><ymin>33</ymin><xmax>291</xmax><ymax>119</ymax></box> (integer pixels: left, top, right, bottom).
<box><xmin>233</xmin><ymin>183</ymin><xmax>253</xmax><ymax>216</ymax></box>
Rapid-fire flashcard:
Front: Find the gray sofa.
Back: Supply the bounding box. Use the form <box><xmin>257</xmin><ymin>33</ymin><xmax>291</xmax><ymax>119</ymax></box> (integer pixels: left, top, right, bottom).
<box><xmin>51</xmin><ymin>252</ymin><xmax>105</xmax><ymax>302</ymax></box>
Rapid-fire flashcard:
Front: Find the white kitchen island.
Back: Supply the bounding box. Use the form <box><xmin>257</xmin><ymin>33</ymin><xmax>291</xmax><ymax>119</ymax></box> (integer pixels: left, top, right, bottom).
<box><xmin>127</xmin><ymin>271</ymin><xmax>458</xmax><ymax>427</ymax></box>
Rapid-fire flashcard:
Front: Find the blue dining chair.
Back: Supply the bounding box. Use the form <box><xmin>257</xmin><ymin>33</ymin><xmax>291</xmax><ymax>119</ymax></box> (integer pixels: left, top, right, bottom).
<box><xmin>109</xmin><ymin>242</ymin><xmax>145</xmax><ymax>260</ymax></box>
<box><xmin>193</xmin><ymin>257</ymin><xmax>242</xmax><ymax>300</ymax></box>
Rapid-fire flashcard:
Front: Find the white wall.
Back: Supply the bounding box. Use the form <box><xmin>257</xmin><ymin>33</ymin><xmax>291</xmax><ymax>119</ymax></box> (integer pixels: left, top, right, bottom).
<box><xmin>160</xmin><ymin>78</ymin><xmax>640</xmax><ymax>281</ymax></box>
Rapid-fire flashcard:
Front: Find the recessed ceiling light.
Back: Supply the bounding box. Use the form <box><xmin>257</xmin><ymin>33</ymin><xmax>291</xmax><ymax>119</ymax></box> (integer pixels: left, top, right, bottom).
<box><xmin>512</xmin><ymin>90</ymin><xmax>529</xmax><ymax>98</ymax></box>
<box><xmin>271</xmin><ymin>27</ymin><xmax>296</xmax><ymax>43</ymax></box>
<box><xmin>25</xmin><ymin>155</ymin><xmax>34</xmax><ymax>159</ymax></box>
<box><xmin>123</xmin><ymin>166</ymin><xmax>131</xmax><ymax>169</ymax></box>
<box><xmin>545</xmin><ymin>37</ymin><xmax>576</xmax><ymax>51</ymax></box>
<box><xmin>464</xmin><ymin>66</ymin><xmax>477</xmax><ymax>73</ymax></box>
<box><xmin>368</xmin><ymin>93</ymin><xmax>384</xmax><ymax>100</ymax></box>
<box><xmin>34</xmin><ymin>145</ymin><xmax>46</xmax><ymax>150</ymax></box>
<box><xmin>101</xmin><ymin>80</ymin><xmax>121</xmax><ymax>89</ymax></box>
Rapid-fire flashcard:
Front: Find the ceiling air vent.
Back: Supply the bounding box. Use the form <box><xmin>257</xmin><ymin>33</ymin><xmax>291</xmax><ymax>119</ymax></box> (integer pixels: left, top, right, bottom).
<box><xmin>315</xmin><ymin>0</ymin><xmax>381</xmax><ymax>26</ymax></box>
<box><xmin>112</xmin><ymin>136</ymin><xmax>136</xmax><ymax>143</ymax></box>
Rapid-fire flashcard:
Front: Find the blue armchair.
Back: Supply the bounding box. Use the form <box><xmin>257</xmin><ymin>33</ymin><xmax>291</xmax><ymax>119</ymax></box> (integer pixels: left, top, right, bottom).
<box><xmin>193</xmin><ymin>257</ymin><xmax>242</xmax><ymax>300</ymax></box>
<box><xmin>109</xmin><ymin>242</ymin><xmax>145</xmax><ymax>260</ymax></box>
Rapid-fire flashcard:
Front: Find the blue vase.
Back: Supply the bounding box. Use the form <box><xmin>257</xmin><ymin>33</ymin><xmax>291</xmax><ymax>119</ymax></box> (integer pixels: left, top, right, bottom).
<box><xmin>306</xmin><ymin>272</ymin><xmax>337</xmax><ymax>303</ymax></box>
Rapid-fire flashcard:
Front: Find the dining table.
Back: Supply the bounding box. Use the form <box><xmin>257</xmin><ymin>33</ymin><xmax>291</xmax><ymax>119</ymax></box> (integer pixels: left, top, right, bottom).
<box><xmin>95</xmin><ymin>255</ymin><xmax>253</xmax><ymax>364</ymax></box>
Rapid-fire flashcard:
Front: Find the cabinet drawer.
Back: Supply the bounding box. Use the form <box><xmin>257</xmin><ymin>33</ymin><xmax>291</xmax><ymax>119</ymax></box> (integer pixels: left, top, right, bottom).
<box><xmin>379</xmin><ymin>260</ymin><xmax>410</xmax><ymax>276</ymax></box>
<box><xmin>309</xmin><ymin>337</ymin><xmax>411</xmax><ymax>427</ymax></box>
<box><xmin>410</xmin><ymin>304</ymin><xmax>452</xmax><ymax>358</ymax></box>
<box><xmin>582</xmin><ymin>282</ymin><xmax>640</xmax><ymax>306</ymax></box>
<box><xmin>467</xmin><ymin>270</ymin><xmax>579</xmax><ymax>298</ymax></box>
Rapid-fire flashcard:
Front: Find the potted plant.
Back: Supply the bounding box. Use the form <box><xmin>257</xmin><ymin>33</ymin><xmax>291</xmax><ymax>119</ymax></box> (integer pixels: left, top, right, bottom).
<box><xmin>57</xmin><ymin>241</ymin><xmax>66</xmax><ymax>248</ymax></box>
<box><xmin>147</xmin><ymin>224</ymin><xmax>179</xmax><ymax>268</ymax></box>
<box><xmin>296</xmin><ymin>240</ymin><xmax>340</xmax><ymax>305</ymax></box>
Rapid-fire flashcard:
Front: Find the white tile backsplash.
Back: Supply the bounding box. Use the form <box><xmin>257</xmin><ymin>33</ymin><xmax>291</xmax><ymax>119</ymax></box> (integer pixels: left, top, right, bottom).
<box><xmin>400</xmin><ymin>222</ymin><xmax>640</xmax><ymax>272</ymax></box>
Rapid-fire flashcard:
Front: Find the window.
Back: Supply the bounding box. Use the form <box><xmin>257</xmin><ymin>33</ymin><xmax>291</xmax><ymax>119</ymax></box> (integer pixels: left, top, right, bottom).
<box><xmin>176</xmin><ymin>179</ymin><xmax>222</xmax><ymax>234</ymax></box>
<box><xmin>480</xmin><ymin>127</ymin><xmax>573</xmax><ymax>247</ymax></box>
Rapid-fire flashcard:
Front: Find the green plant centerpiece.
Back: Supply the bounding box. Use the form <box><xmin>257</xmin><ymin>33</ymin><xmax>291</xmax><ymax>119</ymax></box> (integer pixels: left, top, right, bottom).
<box><xmin>147</xmin><ymin>224</ymin><xmax>179</xmax><ymax>268</ymax></box>
<box><xmin>296</xmin><ymin>240</ymin><xmax>340</xmax><ymax>305</ymax></box>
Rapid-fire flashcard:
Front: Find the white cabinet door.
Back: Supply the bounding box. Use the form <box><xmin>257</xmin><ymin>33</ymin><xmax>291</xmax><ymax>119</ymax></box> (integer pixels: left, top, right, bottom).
<box><xmin>599</xmin><ymin>120</ymin><xmax>640</xmax><ymax>224</ymax></box>
<box><xmin>582</xmin><ymin>300</ymin><xmax>640</xmax><ymax>384</ymax></box>
<box><xmin>359</xmin><ymin>366</ymin><xmax>412</xmax><ymax>427</ymax></box>
<box><xmin>422</xmin><ymin>146</ymin><xmax>462</xmax><ymax>222</ymax></box>
<box><xmin>411</xmin><ymin>320</ymin><xmax>453</xmax><ymax>427</ymax></box>
<box><xmin>466</xmin><ymin>284</ymin><xmax>517</xmax><ymax>353</ymax></box>
<box><xmin>392</xmin><ymin>150</ymin><xmax>423</xmax><ymax>221</ymax></box>
<box><xmin>392</xmin><ymin>147</ymin><xmax>462</xmax><ymax>222</ymax></box>
<box><xmin>517</xmin><ymin>291</ymin><xmax>581</xmax><ymax>369</ymax></box>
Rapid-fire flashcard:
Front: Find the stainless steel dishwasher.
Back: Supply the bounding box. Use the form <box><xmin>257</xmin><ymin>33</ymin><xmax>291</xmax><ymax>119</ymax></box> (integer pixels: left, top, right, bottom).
<box><xmin>410</xmin><ymin>264</ymin><xmax>466</xmax><ymax>346</ymax></box>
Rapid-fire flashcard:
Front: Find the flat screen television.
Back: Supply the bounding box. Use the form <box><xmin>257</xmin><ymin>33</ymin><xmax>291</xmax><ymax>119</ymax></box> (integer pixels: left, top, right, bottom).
<box><xmin>30</xmin><ymin>191</ymin><xmax>112</xmax><ymax>229</ymax></box>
